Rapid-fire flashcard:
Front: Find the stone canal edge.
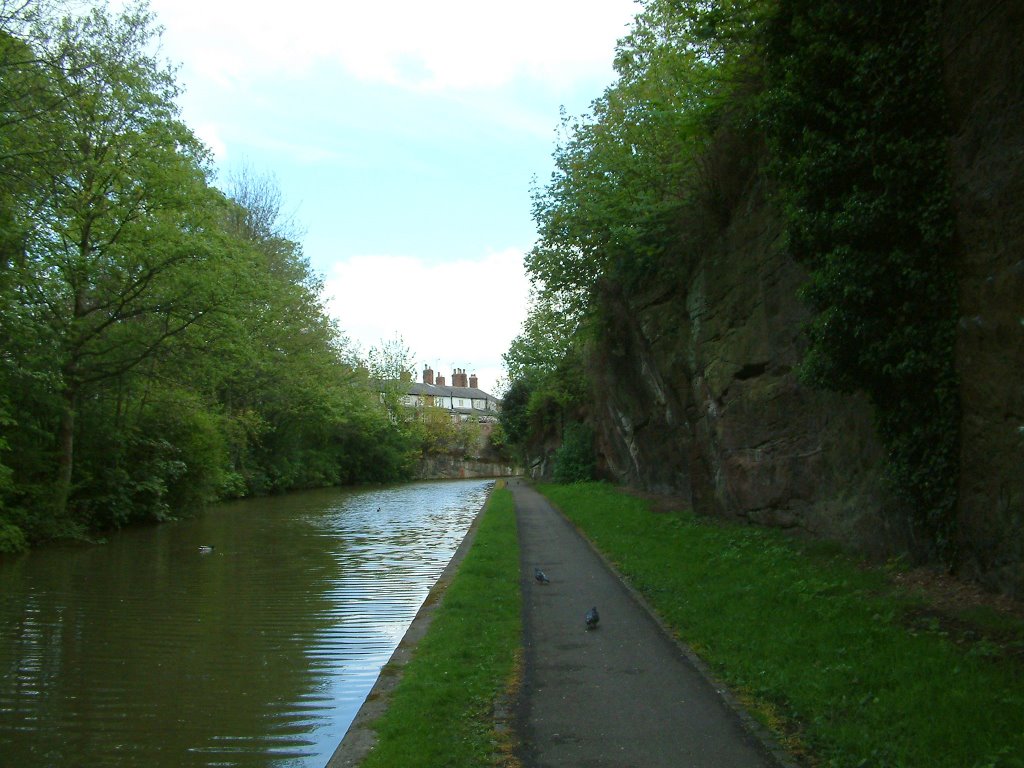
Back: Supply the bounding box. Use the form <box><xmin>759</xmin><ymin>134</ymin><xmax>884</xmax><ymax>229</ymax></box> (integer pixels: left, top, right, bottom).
<box><xmin>325</xmin><ymin>488</ymin><xmax>490</xmax><ymax>767</ymax></box>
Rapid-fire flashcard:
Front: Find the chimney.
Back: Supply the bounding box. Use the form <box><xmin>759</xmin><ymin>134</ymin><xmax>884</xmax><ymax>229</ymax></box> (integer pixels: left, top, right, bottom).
<box><xmin>436</xmin><ymin>374</ymin><xmax>446</xmax><ymax>386</ymax></box>
<box><xmin>469</xmin><ymin>373</ymin><xmax>478</xmax><ymax>389</ymax></box>
<box><xmin>423</xmin><ymin>365</ymin><xmax>434</xmax><ymax>385</ymax></box>
<box><xmin>453</xmin><ymin>368</ymin><xmax>469</xmax><ymax>387</ymax></box>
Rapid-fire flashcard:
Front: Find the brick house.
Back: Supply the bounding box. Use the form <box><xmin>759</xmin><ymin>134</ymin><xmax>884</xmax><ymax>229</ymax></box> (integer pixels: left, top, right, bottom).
<box><xmin>401</xmin><ymin>366</ymin><xmax>500</xmax><ymax>422</ymax></box>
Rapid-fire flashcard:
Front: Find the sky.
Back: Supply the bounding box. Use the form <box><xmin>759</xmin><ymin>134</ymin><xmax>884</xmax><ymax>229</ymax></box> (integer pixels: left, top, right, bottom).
<box><xmin>139</xmin><ymin>0</ymin><xmax>641</xmax><ymax>395</ymax></box>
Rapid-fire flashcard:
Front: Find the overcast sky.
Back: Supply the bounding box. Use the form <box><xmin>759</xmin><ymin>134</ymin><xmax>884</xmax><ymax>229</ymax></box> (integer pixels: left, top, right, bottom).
<box><xmin>139</xmin><ymin>0</ymin><xmax>640</xmax><ymax>393</ymax></box>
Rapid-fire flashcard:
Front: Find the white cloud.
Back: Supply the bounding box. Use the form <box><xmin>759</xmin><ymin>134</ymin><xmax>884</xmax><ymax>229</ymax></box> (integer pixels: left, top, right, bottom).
<box><xmin>150</xmin><ymin>0</ymin><xmax>637</xmax><ymax>92</ymax></box>
<box><xmin>324</xmin><ymin>248</ymin><xmax>530</xmax><ymax>393</ymax></box>
<box><xmin>105</xmin><ymin>0</ymin><xmax>634</xmax><ymax>394</ymax></box>
<box><xmin>190</xmin><ymin>121</ymin><xmax>227</xmax><ymax>162</ymax></box>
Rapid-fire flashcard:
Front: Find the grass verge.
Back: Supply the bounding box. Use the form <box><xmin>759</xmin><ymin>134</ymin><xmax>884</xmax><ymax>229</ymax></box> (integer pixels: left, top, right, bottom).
<box><xmin>538</xmin><ymin>482</ymin><xmax>1024</xmax><ymax>768</ymax></box>
<box><xmin>361</xmin><ymin>483</ymin><xmax>521</xmax><ymax>768</ymax></box>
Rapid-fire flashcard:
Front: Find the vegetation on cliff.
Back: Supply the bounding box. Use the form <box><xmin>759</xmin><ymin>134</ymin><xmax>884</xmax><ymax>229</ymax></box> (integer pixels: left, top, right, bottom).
<box><xmin>0</xmin><ymin>2</ymin><xmax>420</xmax><ymax>551</ymax></box>
<box><xmin>504</xmin><ymin>0</ymin><xmax>960</xmax><ymax>565</ymax></box>
<box><xmin>762</xmin><ymin>0</ymin><xmax>958</xmax><ymax>563</ymax></box>
<box><xmin>503</xmin><ymin>0</ymin><xmax>762</xmax><ymax>481</ymax></box>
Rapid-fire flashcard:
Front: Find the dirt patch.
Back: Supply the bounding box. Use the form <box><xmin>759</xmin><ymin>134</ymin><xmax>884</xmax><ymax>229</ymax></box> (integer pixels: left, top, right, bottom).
<box><xmin>890</xmin><ymin>566</ymin><xmax>1024</xmax><ymax>621</ymax></box>
<box><xmin>891</xmin><ymin>566</ymin><xmax>1024</xmax><ymax>664</ymax></box>
<box><xmin>619</xmin><ymin>486</ymin><xmax>691</xmax><ymax>515</ymax></box>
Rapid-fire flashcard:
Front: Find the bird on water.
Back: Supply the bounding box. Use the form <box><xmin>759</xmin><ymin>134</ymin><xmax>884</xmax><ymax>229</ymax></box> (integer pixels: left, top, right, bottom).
<box><xmin>198</xmin><ymin>545</ymin><xmax>214</xmax><ymax>554</ymax></box>
<box><xmin>585</xmin><ymin>606</ymin><xmax>600</xmax><ymax>630</ymax></box>
<box><xmin>534</xmin><ymin>568</ymin><xmax>550</xmax><ymax>584</ymax></box>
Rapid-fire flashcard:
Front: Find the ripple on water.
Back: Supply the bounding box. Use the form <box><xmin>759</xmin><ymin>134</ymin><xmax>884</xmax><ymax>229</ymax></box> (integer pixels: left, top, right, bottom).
<box><xmin>0</xmin><ymin>478</ymin><xmax>493</xmax><ymax>768</ymax></box>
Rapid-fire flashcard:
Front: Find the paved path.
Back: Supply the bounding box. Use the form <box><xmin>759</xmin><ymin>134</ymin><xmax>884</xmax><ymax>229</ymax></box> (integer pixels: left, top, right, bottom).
<box><xmin>510</xmin><ymin>481</ymin><xmax>782</xmax><ymax>768</ymax></box>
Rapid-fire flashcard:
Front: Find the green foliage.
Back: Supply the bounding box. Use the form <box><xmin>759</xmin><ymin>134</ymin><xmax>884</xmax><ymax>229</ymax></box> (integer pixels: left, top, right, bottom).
<box><xmin>761</xmin><ymin>0</ymin><xmax>959</xmax><ymax>560</ymax></box>
<box><xmin>497</xmin><ymin>378</ymin><xmax>531</xmax><ymax>450</ymax></box>
<box><xmin>485</xmin><ymin>422</ymin><xmax>507</xmax><ymax>452</ymax></box>
<box><xmin>367</xmin><ymin>334</ymin><xmax>417</xmax><ymax>423</ymax></box>
<box><xmin>135</xmin><ymin>387</ymin><xmax>230</xmax><ymax>512</ymax></box>
<box><xmin>414</xmin><ymin>408</ymin><xmax>483</xmax><ymax>459</ymax></box>
<box><xmin>0</xmin><ymin>1</ymin><xmax>420</xmax><ymax>544</ymax></box>
<box><xmin>12</xmin><ymin>1</ymin><xmax>232</xmax><ymax>517</ymax></box>
<box><xmin>512</xmin><ymin>0</ymin><xmax>962</xmax><ymax>562</ymax></box>
<box><xmin>551</xmin><ymin>422</ymin><xmax>596</xmax><ymax>484</ymax></box>
<box><xmin>57</xmin><ymin>381</ymin><xmax>232</xmax><ymax>529</ymax></box>
<box><xmin>541</xmin><ymin>482</ymin><xmax>1024</xmax><ymax>768</ymax></box>
<box><xmin>501</xmin><ymin>294</ymin><xmax>593</xmax><ymax>464</ymax></box>
<box><xmin>510</xmin><ymin>0</ymin><xmax>769</xmax><ymax>468</ymax></box>
<box><xmin>0</xmin><ymin>520</ymin><xmax>27</xmax><ymax>554</ymax></box>
<box><xmin>527</xmin><ymin>0</ymin><xmax>769</xmax><ymax>310</ymax></box>
<box><xmin>76</xmin><ymin>434</ymin><xmax>186</xmax><ymax>529</ymax></box>
<box><xmin>551</xmin><ymin>1</ymin><xmax>770</xmax><ymax>293</ymax></box>
<box><xmin>363</xmin><ymin>485</ymin><xmax>521</xmax><ymax>768</ymax></box>
<box><xmin>503</xmin><ymin>291</ymin><xmax>582</xmax><ymax>382</ymax></box>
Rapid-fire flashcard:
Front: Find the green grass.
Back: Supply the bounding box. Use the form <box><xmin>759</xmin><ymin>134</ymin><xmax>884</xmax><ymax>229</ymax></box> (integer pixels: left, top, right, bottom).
<box><xmin>362</xmin><ymin>484</ymin><xmax>521</xmax><ymax>768</ymax></box>
<box><xmin>538</xmin><ymin>482</ymin><xmax>1024</xmax><ymax>768</ymax></box>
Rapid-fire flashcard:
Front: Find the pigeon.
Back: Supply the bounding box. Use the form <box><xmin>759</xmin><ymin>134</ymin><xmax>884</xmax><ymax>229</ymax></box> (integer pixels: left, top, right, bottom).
<box><xmin>534</xmin><ymin>568</ymin><xmax>550</xmax><ymax>584</ymax></box>
<box><xmin>585</xmin><ymin>606</ymin><xmax>600</xmax><ymax>630</ymax></box>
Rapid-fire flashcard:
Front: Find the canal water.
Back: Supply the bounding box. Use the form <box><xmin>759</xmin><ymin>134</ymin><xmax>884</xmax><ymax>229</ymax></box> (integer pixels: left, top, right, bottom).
<box><xmin>0</xmin><ymin>479</ymin><xmax>494</xmax><ymax>767</ymax></box>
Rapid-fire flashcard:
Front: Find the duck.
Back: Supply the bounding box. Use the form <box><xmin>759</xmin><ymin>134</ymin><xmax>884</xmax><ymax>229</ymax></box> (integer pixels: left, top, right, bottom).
<box><xmin>198</xmin><ymin>545</ymin><xmax>215</xmax><ymax>554</ymax></box>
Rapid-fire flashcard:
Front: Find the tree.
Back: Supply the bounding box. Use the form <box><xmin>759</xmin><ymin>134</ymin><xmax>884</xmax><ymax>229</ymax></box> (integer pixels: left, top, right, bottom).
<box><xmin>509</xmin><ymin>0</ymin><xmax>771</xmax><ymax>471</ymax></box>
<box><xmin>551</xmin><ymin>422</ymin><xmax>595</xmax><ymax>483</ymax></box>
<box><xmin>525</xmin><ymin>0</ymin><xmax>769</xmax><ymax>320</ymax></box>
<box><xmin>498</xmin><ymin>378</ymin><xmax>532</xmax><ymax>450</ymax></box>
<box><xmin>366</xmin><ymin>334</ymin><xmax>416</xmax><ymax>421</ymax></box>
<box><xmin>1</xmin><ymin>2</ymin><xmax>449</xmax><ymax>546</ymax></box>
<box><xmin>0</xmin><ymin>4</ymin><xmax>66</xmax><ymax>535</ymax></box>
<box><xmin>8</xmin><ymin>2</ymin><xmax>228</xmax><ymax>521</ymax></box>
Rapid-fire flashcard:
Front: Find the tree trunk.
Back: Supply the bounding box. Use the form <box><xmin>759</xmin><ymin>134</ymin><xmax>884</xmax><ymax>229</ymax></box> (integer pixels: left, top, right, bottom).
<box><xmin>54</xmin><ymin>383</ymin><xmax>77</xmax><ymax>520</ymax></box>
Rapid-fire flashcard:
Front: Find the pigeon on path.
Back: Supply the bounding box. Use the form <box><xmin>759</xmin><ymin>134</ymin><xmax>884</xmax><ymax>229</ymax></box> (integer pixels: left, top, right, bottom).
<box><xmin>585</xmin><ymin>606</ymin><xmax>600</xmax><ymax>630</ymax></box>
<box><xmin>534</xmin><ymin>568</ymin><xmax>550</xmax><ymax>584</ymax></box>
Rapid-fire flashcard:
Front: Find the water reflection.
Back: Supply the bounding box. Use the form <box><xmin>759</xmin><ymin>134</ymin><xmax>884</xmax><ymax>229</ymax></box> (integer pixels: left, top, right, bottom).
<box><xmin>0</xmin><ymin>479</ymin><xmax>493</xmax><ymax>767</ymax></box>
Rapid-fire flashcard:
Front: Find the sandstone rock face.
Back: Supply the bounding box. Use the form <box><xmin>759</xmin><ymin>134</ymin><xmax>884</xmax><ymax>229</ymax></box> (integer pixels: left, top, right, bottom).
<box><xmin>589</xmin><ymin>0</ymin><xmax>1024</xmax><ymax>595</ymax></box>
<box><xmin>414</xmin><ymin>456</ymin><xmax>517</xmax><ymax>481</ymax></box>
<box><xmin>591</xmin><ymin>179</ymin><xmax>904</xmax><ymax>560</ymax></box>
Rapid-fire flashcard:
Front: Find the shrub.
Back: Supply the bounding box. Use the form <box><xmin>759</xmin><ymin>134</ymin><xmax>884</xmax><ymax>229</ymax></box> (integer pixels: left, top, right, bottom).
<box><xmin>552</xmin><ymin>422</ymin><xmax>596</xmax><ymax>483</ymax></box>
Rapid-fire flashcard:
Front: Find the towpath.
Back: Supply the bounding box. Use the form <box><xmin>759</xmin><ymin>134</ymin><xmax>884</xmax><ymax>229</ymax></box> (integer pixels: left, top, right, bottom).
<box><xmin>510</xmin><ymin>480</ymin><xmax>787</xmax><ymax>768</ymax></box>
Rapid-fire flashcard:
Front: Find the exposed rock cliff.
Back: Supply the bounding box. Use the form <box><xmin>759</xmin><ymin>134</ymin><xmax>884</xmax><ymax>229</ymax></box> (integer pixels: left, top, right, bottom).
<box><xmin>945</xmin><ymin>0</ymin><xmax>1024</xmax><ymax>593</ymax></box>
<box><xmin>588</xmin><ymin>1</ymin><xmax>1023</xmax><ymax>595</ymax></box>
<box><xmin>590</xmin><ymin>175</ymin><xmax>903</xmax><ymax>557</ymax></box>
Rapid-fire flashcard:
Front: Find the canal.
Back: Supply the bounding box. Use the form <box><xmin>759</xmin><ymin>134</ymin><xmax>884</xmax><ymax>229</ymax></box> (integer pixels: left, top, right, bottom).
<box><xmin>0</xmin><ymin>478</ymin><xmax>494</xmax><ymax>767</ymax></box>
